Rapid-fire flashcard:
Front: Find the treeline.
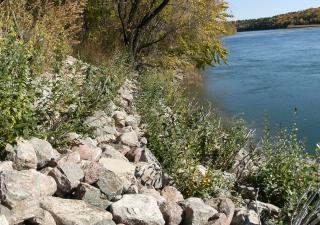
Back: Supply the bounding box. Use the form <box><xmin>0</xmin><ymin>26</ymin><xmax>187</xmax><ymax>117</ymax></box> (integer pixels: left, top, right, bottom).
<box><xmin>236</xmin><ymin>7</ymin><xmax>320</xmax><ymax>32</ymax></box>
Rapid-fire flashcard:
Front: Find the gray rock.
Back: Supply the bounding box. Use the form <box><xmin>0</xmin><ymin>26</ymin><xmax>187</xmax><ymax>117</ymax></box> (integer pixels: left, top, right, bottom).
<box><xmin>111</xmin><ymin>194</ymin><xmax>165</xmax><ymax>225</ymax></box>
<box><xmin>85</xmin><ymin>111</ymin><xmax>114</xmax><ymax>129</ymax></box>
<box><xmin>49</xmin><ymin>162</ymin><xmax>84</xmax><ymax>195</ymax></box>
<box><xmin>29</xmin><ymin>138</ymin><xmax>57</xmax><ymax>168</ymax></box>
<box><xmin>135</xmin><ymin>162</ymin><xmax>163</xmax><ymax>189</ymax></box>
<box><xmin>27</xmin><ymin>209</ymin><xmax>56</xmax><ymax>225</ymax></box>
<box><xmin>120</xmin><ymin>131</ymin><xmax>139</xmax><ymax>147</ymax></box>
<box><xmin>97</xmin><ymin>170</ymin><xmax>124</xmax><ymax>200</ymax></box>
<box><xmin>161</xmin><ymin>186</ymin><xmax>184</xmax><ymax>203</ymax></box>
<box><xmin>0</xmin><ymin>161</ymin><xmax>13</xmax><ymax>172</ymax></box>
<box><xmin>0</xmin><ymin>169</ymin><xmax>57</xmax><ymax>208</ymax></box>
<box><xmin>75</xmin><ymin>183</ymin><xmax>111</xmax><ymax>209</ymax></box>
<box><xmin>99</xmin><ymin>158</ymin><xmax>136</xmax><ymax>180</ymax></box>
<box><xmin>6</xmin><ymin>200</ymin><xmax>42</xmax><ymax>224</ymax></box>
<box><xmin>140</xmin><ymin>187</ymin><xmax>166</xmax><ymax>207</ymax></box>
<box><xmin>206</xmin><ymin>198</ymin><xmax>235</xmax><ymax>225</ymax></box>
<box><xmin>231</xmin><ymin>208</ymin><xmax>260</xmax><ymax>225</ymax></box>
<box><xmin>180</xmin><ymin>198</ymin><xmax>218</xmax><ymax>225</ymax></box>
<box><xmin>160</xmin><ymin>202</ymin><xmax>183</xmax><ymax>225</ymax></box>
<box><xmin>100</xmin><ymin>144</ymin><xmax>129</xmax><ymax>162</ymax></box>
<box><xmin>93</xmin><ymin>220</ymin><xmax>117</xmax><ymax>225</ymax></box>
<box><xmin>40</xmin><ymin>196</ymin><xmax>113</xmax><ymax>225</ymax></box>
<box><xmin>8</xmin><ymin>140</ymin><xmax>38</xmax><ymax>170</ymax></box>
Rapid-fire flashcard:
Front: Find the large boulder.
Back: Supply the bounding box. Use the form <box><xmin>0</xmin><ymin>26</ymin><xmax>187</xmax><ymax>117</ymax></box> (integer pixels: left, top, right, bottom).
<box><xmin>160</xmin><ymin>202</ymin><xmax>183</xmax><ymax>225</ymax></box>
<box><xmin>0</xmin><ymin>170</ymin><xmax>57</xmax><ymax>208</ymax></box>
<box><xmin>111</xmin><ymin>194</ymin><xmax>165</xmax><ymax>225</ymax></box>
<box><xmin>40</xmin><ymin>196</ymin><xmax>113</xmax><ymax>225</ymax></box>
<box><xmin>49</xmin><ymin>162</ymin><xmax>84</xmax><ymax>195</ymax></box>
<box><xmin>161</xmin><ymin>186</ymin><xmax>184</xmax><ymax>203</ymax></box>
<box><xmin>135</xmin><ymin>162</ymin><xmax>162</xmax><ymax>189</ymax></box>
<box><xmin>231</xmin><ymin>208</ymin><xmax>260</xmax><ymax>225</ymax></box>
<box><xmin>180</xmin><ymin>198</ymin><xmax>218</xmax><ymax>225</ymax></box>
<box><xmin>29</xmin><ymin>138</ymin><xmax>58</xmax><ymax>168</ymax></box>
<box><xmin>6</xmin><ymin>140</ymin><xmax>38</xmax><ymax>170</ymax></box>
<box><xmin>206</xmin><ymin>198</ymin><xmax>235</xmax><ymax>225</ymax></box>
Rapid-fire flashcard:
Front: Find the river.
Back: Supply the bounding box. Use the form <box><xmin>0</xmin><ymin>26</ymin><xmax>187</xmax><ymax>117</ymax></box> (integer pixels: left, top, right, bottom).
<box><xmin>203</xmin><ymin>28</ymin><xmax>320</xmax><ymax>152</ymax></box>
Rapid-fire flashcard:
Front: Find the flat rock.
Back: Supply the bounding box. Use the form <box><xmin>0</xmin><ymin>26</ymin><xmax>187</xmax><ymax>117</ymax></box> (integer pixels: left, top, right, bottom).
<box><xmin>180</xmin><ymin>198</ymin><xmax>218</xmax><ymax>225</ymax></box>
<box><xmin>161</xmin><ymin>186</ymin><xmax>184</xmax><ymax>203</ymax></box>
<box><xmin>120</xmin><ymin>131</ymin><xmax>139</xmax><ymax>147</ymax></box>
<box><xmin>135</xmin><ymin>162</ymin><xmax>162</xmax><ymax>189</ymax></box>
<box><xmin>0</xmin><ymin>169</ymin><xmax>56</xmax><ymax>208</ymax></box>
<box><xmin>41</xmin><ymin>196</ymin><xmax>113</xmax><ymax>225</ymax></box>
<box><xmin>111</xmin><ymin>194</ymin><xmax>165</xmax><ymax>225</ymax></box>
<box><xmin>99</xmin><ymin>158</ymin><xmax>135</xmax><ymax>179</ymax></box>
<box><xmin>160</xmin><ymin>202</ymin><xmax>183</xmax><ymax>225</ymax></box>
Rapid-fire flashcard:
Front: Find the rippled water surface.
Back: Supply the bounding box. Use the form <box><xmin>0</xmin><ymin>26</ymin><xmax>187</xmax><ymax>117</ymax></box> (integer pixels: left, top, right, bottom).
<box><xmin>204</xmin><ymin>28</ymin><xmax>320</xmax><ymax>151</ymax></box>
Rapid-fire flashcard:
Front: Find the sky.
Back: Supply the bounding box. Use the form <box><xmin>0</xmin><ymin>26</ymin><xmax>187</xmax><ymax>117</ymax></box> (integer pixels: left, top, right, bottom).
<box><xmin>227</xmin><ymin>0</ymin><xmax>320</xmax><ymax>20</ymax></box>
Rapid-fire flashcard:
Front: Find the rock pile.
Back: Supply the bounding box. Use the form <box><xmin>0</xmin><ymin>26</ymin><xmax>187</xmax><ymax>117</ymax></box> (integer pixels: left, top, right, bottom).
<box><xmin>0</xmin><ymin>59</ymin><xmax>279</xmax><ymax>225</ymax></box>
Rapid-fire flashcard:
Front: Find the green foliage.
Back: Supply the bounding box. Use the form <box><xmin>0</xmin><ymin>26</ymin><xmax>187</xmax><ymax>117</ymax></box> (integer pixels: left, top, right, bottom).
<box><xmin>237</xmin><ymin>7</ymin><xmax>320</xmax><ymax>31</ymax></box>
<box><xmin>246</xmin><ymin>117</ymin><xmax>319</xmax><ymax>220</ymax></box>
<box><xmin>0</xmin><ymin>34</ymin><xmax>39</xmax><ymax>149</ymax></box>
<box><xmin>36</xmin><ymin>53</ymin><xmax>129</xmax><ymax>147</ymax></box>
<box><xmin>137</xmin><ymin>69</ymin><xmax>248</xmax><ymax>198</ymax></box>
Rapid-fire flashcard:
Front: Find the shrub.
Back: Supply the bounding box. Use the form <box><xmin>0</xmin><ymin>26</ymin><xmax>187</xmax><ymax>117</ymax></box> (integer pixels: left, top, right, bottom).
<box><xmin>35</xmin><ymin>53</ymin><xmax>129</xmax><ymax>146</ymax></box>
<box><xmin>0</xmin><ymin>34</ymin><xmax>39</xmax><ymax>151</ymax></box>
<box><xmin>246</xmin><ymin>118</ymin><xmax>319</xmax><ymax>221</ymax></box>
<box><xmin>137</xmin><ymin>69</ymin><xmax>249</xmax><ymax>198</ymax></box>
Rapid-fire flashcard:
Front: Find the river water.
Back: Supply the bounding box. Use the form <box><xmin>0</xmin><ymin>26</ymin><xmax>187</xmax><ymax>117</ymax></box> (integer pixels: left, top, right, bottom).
<box><xmin>203</xmin><ymin>28</ymin><xmax>320</xmax><ymax>151</ymax></box>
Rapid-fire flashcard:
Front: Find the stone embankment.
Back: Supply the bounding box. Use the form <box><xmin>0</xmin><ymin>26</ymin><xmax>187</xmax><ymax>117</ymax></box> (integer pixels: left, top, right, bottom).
<box><xmin>0</xmin><ymin>58</ymin><xmax>280</xmax><ymax>225</ymax></box>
